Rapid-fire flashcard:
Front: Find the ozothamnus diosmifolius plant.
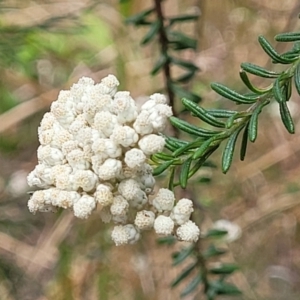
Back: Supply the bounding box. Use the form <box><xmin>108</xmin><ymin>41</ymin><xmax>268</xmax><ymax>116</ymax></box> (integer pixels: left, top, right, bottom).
<box><xmin>27</xmin><ymin>1</ymin><xmax>300</xmax><ymax>298</ymax></box>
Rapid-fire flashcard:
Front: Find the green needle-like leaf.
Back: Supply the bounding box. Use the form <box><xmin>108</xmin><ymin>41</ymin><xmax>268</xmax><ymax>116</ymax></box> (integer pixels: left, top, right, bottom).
<box><xmin>275</xmin><ymin>32</ymin><xmax>300</xmax><ymax>42</ymax></box>
<box><xmin>248</xmin><ymin>100</ymin><xmax>269</xmax><ymax>142</ymax></box>
<box><xmin>152</xmin><ymin>160</ymin><xmax>174</xmax><ymax>176</ymax></box>
<box><xmin>151</xmin><ymin>53</ymin><xmax>169</xmax><ymax>75</ymax></box>
<box><xmin>169</xmin><ymin>14</ymin><xmax>199</xmax><ymax>25</ymax></box>
<box><xmin>125</xmin><ymin>8</ymin><xmax>154</xmax><ymax>25</ymax></box>
<box><xmin>295</xmin><ymin>63</ymin><xmax>300</xmax><ymax>95</ymax></box>
<box><xmin>172</xmin><ymin>245</ymin><xmax>194</xmax><ymax>266</ymax></box>
<box><xmin>179</xmin><ymin>157</ymin><xmax>193</xmax><ymax>188</ymax></box>
<box><xmin>273</xmin><ymin>76</ymin><xmax>285</xmax><ymax>103</ymax></box>
<box><xmin>258</xmin><ymin>35</ymin><xmax>294</xmax><ymax>64</ymax></box>
<box><xmin>182</xmin><ymin>98</ymin><xmax>226</xmax><ymax>128</ymax></box>
<box><xmin>239</xmin><ymin>70</ymin><xmax>272</xmax><ymax>95</ymax></box>
<box><xmin>240</xmin><ymin>122</ymin><xmax>249</xmax><ymax>161</ymax></box>
<box><xmin>171</xmin><ymin>262</ymin><xmax>198</xmax><ymax>288</ymax></box>
<box><xmin>209</xmin><ymin>263</ymin><xmax>239</xmax><ymax>275</ymax></box>
<box><xmin>222</xmin><ymin>126</ymin><xmax>244</xmax><ymax>173</ymax></box>
<box><xmin>180</xmin><ymin>274</ymin><xmax>202</xmax><ymax>298</ymax></box>
<box><xmin>141</xmin><ymin>20</ymin><xmax>160</xmax><ymax>45</ymax></box>
<box><xmin>169</xmin><ymin>83</ymin><xmax>201</xmax><ymax>103</ymax></box>
<box><xmin>240</xmin><ymin>62</ymin><xmax>280</xmax><ymax>78</ymax></box>
<box><xmin>211</xmin><ymin>82</ymin><xmax>259</xmax><ymax>104</ymax></box>
<box><xmin>170</xmin><ymin>116</ymin><xmax>220</xmax><ymax>138</ymax></box>
<box><xmin>279</xmin><ymin>101</ymin><xmax>295</xmax><ymax>133</ymax></box>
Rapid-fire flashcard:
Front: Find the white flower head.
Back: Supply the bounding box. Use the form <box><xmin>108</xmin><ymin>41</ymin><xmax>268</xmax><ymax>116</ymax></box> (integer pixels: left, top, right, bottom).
<box><xmin>154</xmin><ymin>215</ymin><xmax>174</xmax><ymax>235</ymax></box>
<box><xmin>94</xmin><ymin>184</ymin><xmax>114</xmax><ymax>206</ymax></box>
<box><xmin>96</xmin><ymin>158</ymin><xmax>122</xmax><ymax>181</ymax></box>
<box><xmin>124</xmin><ymin>148</ymin><xmax>146</xmax><ymax>169</ymax></box>
<box><xmin>134</xmin><ymin>210</ymin><xmax>155</xmax><ymax>230</ymax></box>
<box><xmin>101</xmin><ymin>74</ymin><xmax>119</xmax><ymax>96</ymax></box>
<box><xmin>212</xmin><ymin>219</ymin><xmax>242</xmax><ymax>243</ymax></box>
<box><xmin>111</xmin><ymin>223</ymin><xmax>139</xmax><ymax>246</ymax></box>
<box><xmin>73</xmin><ymin>194</ymin><xmax>96</xmax><ymax>219</ymax></box>
<box><xmin>170</xmin><ymin>198</ymin><xmax>194</xmax><ymax>225</ymax></box>
<box><xmin>93</xmin><ymin>111</ymin><xmax>118</xmax><ymax>137</ymax></box>
<box><xmin>37</xmin><ymin>145</ymin><xmax>65</xmax><ymax>166</ymax></box>
<box><xmin>152</xmin><ymin>188</ymin><xmax>175</xmax><ymax>212</ymax></box>
<box><xmin>176</xmin><ymin>221</ymin><xmax>200</xmax><ymax>242</ymax></box>
<box><xmin>111</xmin><ymin>125</ymin><xmax>139</xmax><ymax>147</ymax></box>
<box><xmin>138</xmin><ymin>134</ymin><xmax>165</xmax><ymax>155</ymax></box>
<box><xmin>110</xmin><ymin>195</ymin><xmax>129</xmax><ymax>216</ymax></box>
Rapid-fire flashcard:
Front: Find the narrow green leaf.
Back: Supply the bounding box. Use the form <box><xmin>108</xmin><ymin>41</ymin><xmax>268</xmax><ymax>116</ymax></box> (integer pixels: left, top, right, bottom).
<box><xmin>258</xmin><ymin>35</ymin><xmax>294</xmax><ymax>64</ymax></box>
<box><xmin>169</xmin><ymin>83</ymin><xmax>201</xmax><ymax>103</ymax></box>
<box><xmin>179</xmin><ymin>157</ymin><xmax>193</xmax><ymax>188</ymax></box>
<box><xmin>205</xmin><ymin>229</ymin><xmax>228</xmax><ymax>238</ymax></box>
<box><xmin>240</xmin><ymin>122</ymin><xmax>249</xmax><ymax>161</ymax></box>
<box><xmin>210</xmin><ymin>281</ymin><xmax>242</xmax><ymax>295</ymax></box>
<box><xmin>125</xmin><ymin>8</ymin><xmax>154</xmax><ymax>25</ymax></box>
<box><xmin>205</xmin><ymin>109</ymin><xmax>236</xmax><ymax>118</ymax></box>
<box><xmin>157</xmin><ymin>236</ymin><xmax>176</xmax><ymax>245</ymax></box>
<box><xmin>152</xmin><ymin>152</ymin><xmax>174</xmax><ymax>161</ymax></box>
<box><xmin>151</xmin><ymin>53</ymin><xmax>168</xmax><ymax>75</ymax></box>
<box><xmin>180</xmin><ymin>274</ymin><xmax>202</xmax><ymax>297</ymax></box>
<box><xmin>209</xmin><ymin>263</ymin><xmax>239</xmax><ymax>275</ymax></box>
<box><xmin>169</xmin><ymin>14</ymin><xmax>199</xmax><ymax>25</ymax></box>
<box><xmin>222</xmin><ymin>126</ymin><xmax>245</xmax><ymax>174</ymax></box>
<box><xmin>171</xmin><ymin>262</ymin><xmax>198</xmax><ymax>288</ymax></box>
<box><xmin>168</xmin><ymin>31</ymin><xmax>197</xmax><ymax>50</ymax></box>
<box><xmin>141</xmin><ymin>20</ymin><xmax>160</xmax><ymax>45</ymax></box>
<box><xmin>240</xmin><ymin>62</ymin><xmax>280</xmax><ymax>78</ymax></box>
<box><xmin>283</xmin><ymin>77</ymin><xmax>292</xmax><ymax>102</ymax></box>
<box><xmin>275</xmin><ymin>32</ymin><xmax>300</xmax><ymax>42</ymax></box>
<box><xmin>152</xmin><ymin>160</ymin><xmax>174</xmax><ymax>176</ymax></box>
<box><xmin>170</xmin><ymin>57</ymin><xmax>199</xmax><ymax>71</ymax></box>
<box><xmin>193</xmin><ymin>133</ymin><xmax>226</xmax><ymax>160</ymax></box>
<box><xmin>168</xmin><ymin>166</ymin><xmax>175</xmax><ymax>191</ymax></box>
<box><xmin>248</xmin><ymin>100</ymin><xmax>269</xmax><ymax>142</ymax></box>
<box><xmin>172</xmin><ymin>245</ymin><xmax>194</xmax><ymax>266</ymax></box>
<box><xmin>182</xmin><ymin>98</ymin><xmax>226</xmax><ymax>128</ymax></box>
<box><xmin>239</xmin><ymin>70</ymin><xmax>272</xmax><ymax>94</ymax></box>
<box><xmin>172</xmin><ymin>138</ymin><xmax>204</xmax><ymax>158</ymax></box>
<box><xmin>211</xmin><ymin>82</ymin><xmax>259</xmax><ymax>104</ymax></box>
<box><xmin>294</xmin><ymin>63</ymin><xmax>300</xmax><ymax>95</ymax></box>
<box><xmin>170</xmin><ymin>116</ymin><xmax>220</xmax><ymax>138</ymax></box>
<box><xmin>203</xmin><ymin>244</ymin><xmax>227</xmax><ymax>258</ymax></box>
<box><xmin>175</xmin><ymin>70</ymin><xmax>196</xmax><ymax>83</ymax></box>
<box><xmin>165</xmin><ymin>136</ymin><xmax>188</xmax><ymax>151</ymax></box>
<box><xmin>273</xmin><ymin>77</ymin><xmax>284</xmax><ymax>103</ymax></box>
<box><xmin>279</xmin><ymin>101</ymin><xmax>295</xmax><ymax>133</ymax></box>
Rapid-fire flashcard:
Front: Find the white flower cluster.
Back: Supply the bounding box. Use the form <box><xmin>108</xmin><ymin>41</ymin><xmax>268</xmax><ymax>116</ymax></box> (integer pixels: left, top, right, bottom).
<box><xmin>27</xmin><ymin>75</ymin><xmax>200</xmax><ymax>245</ymax></box>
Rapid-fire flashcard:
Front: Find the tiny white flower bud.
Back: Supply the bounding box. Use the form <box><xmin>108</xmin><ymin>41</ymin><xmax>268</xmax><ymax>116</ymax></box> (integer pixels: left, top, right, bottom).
<box><xmin>152</xmin><ymin>188</ymin><xmax>175</xmax><ymax>212</ymax></box>
<box><xmin>73</xmin><ymin>194</ymin><xmax>96</xmax><ymax>219</ymax></box>
<box><xmin>176</xmin><ymin>221</ymin><xmax>200</xmax><ymax>242</ymax></box>
<box><xmin>111</xmin><ymin>225</ymin><xmax>129</xmax><ymax>246</ymax></box>
<box><xmin>73</xmin><ymin>170</ymin><xmax>98</xmax><ymax>192</ymax></box>
<box><xmin>138</xmin><ymin>134</ymin><xmax>165</xmax><ymax>155</ymax></box>
<box><xmin>93</xmin><ymin>111</ymin><xmax>118</xmax><ymax>137</ymax></box>
<box><xmin>66</xmin><ymin>149</ymin><xmax>90</xmax><ymax>170</ymax></box>
<box><xmin>37</xmin><ymin>145</ymin><xmax>65</xmax><ymax>166</ymax></box>
<box><xmin>110</xmin><ymin>195</ymin><xmax>129</xmax><ymax>216</ymax></box>
<box><xmin>154</xmin><ymin>215</ymin><xmax>174</xmax><ymax>235</ymax></box>
<box><xmin>170</xmin><ymin>198</ymin><xmax>194</xmax><ymax>225</ymax></box>
<box><xmin>111</xmin><ymin>125</ymin><xmax>138</xmax><ymax>147</ymax></box>
<box><xmin>212</xmin><ymin>219</ymin><xmax>242</xmax><ymax>243</ymax></box>
<box><xmin>94</xmin><ymin>184</ymin><xmax>114</xmax><ymax>206</ymax></box>
<box><xmin>134</xmin><ymin>210</ymin><xmax>155</xmax><ymax>230</ymax></box>
<box><xmin>97</xmin><ymin>158</ymin><xmax>122</xmax><ymax>181</ymax></box>
<box><xmin>124</xmin><ymin>149</ymin><xmax>146</xmax><ymax>169</ymax></box>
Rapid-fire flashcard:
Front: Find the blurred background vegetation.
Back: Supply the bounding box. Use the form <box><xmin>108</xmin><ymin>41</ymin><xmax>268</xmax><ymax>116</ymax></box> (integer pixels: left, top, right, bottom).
<box><xmin>1</xmin><ymin>0</ymin><xmax>300</xmax><ymax>299</ymax></box>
